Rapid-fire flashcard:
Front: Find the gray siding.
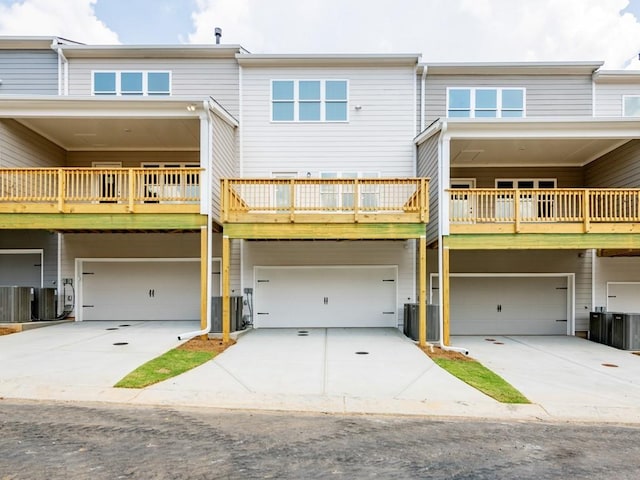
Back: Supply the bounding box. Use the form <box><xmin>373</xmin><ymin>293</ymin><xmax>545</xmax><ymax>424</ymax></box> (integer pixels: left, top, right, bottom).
<box><xmin>595</xmin><ymin>83</ymin><xmax>640</xmax><ymax>117</ymax></box>
<box><xmin>0</xmin><ymin>230</ymin><xmax>59</xmax><ymax>288</ymax></box>
<box><xmin>211</xmin><ymin>112</ymin><xmax>237</xmax><ymax>224</ymax></box>
<box><xmin>417</xmin><ymin>134</ymin><xmax>439</xmax><ymax>245</ymax></box>
<box><xmin>449</xmin><ymin>249</ymin><xmax>592</xmax><ymax>332</ymax></box>
<box><xmin>0</xmin><ymin>119</ymin><xmax>66</xmax><ymax>167</ymax></box>
<box><xmin>451</xmin><ymin>166</ymin><xmax>584</xmax><ymax>188</ymax></box>
<box><xmin>0</xmin><ymin>50</ymin><xmax>58</xmax><ymax>95</ymax></box>
<box><xmin>241</xmin><ymin>65</ymin><xmax>415</xmax><ymax>177</ymax></box>
<box><xmin>594</xmin><ymin>256</ymin><xmax>640</xmax><ymax>310</ymax></box>
<box><xmin>66</xmin><ymin>150</ymin><xmax>198</xmax><ymax>167</ymax></box>
<box><xmin>424</xmin><ymin>74</ymin><xmax>593</xmax><ymax>124</ymax></box>
<box><xmin>67</xmin><ymin>58</ymin><xmax>240</xmax><ymax>116</ymax></box>
<box><xmin>584</xmin><ymin>140</ymin><xmax>640</xmax><ymax>188</ymax></box>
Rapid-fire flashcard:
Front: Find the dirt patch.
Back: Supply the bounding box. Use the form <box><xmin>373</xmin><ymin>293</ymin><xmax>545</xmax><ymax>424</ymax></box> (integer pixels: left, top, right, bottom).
<box><xmin>177</xmin><ymin>337</ymin><xmax>236</xmax><ymax>354</ymax></box>
<box><xmin>0</xmin><ymin>327</ymin><xmax>18</xmax><ymax>336</ymax></box>
<box><xmin>418</xmin><ymin>345</ymin><xmax>474</xmax><ymax>362</ymax></box>
<box><xmin>632</xmin><ymin>352</ymin><xmax>640</xmax><ymax>357</ymax></box>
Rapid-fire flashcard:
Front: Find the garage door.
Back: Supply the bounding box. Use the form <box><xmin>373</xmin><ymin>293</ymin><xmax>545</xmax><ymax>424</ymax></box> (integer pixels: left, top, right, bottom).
<box><xmin>0</xmin><ymin>253</ymin><xmax>41</xmax><ymax>287</ymax></box>
<box><xmin>607</xmin><ymin>283</ymin><xmax>640</xmax><ymax>313</ymax></box>
<box><xmin>433</xmin><ymin>276</ymin><xmax>568</xmax><ymax>335</ymax></box>
<box><xmin>81</xmin><ymin>261</ymin><xmax>200</xmax><ymax>321</ymax></box>
<box><xmin>254</xmin><ymin>266</ymin><xmax>397</xmax><ymax>328</ymax></box>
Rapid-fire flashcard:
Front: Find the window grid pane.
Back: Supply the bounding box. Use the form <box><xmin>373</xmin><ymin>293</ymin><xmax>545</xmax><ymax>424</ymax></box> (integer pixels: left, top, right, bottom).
<box><xmin>273</xmin><ymin>102</ymin><xmax>294</xmax><ymax>121</ymax></box>
<box><xmin>326</xmin><ymin>102</ymin><xmax>347</xmax><ymax>121</ymax></box>
<box><xmin>148</xmin><ymin>72</ymin><xmax>170</xmax><ymax>94</ymax></box>
<box><xmin>94</xmin><ymin>72</ymin><xmax>116</xmax><ymax>93</ymax></box>
<box><xmin>449</xmin><ymin>89</ymin><xmax>471</xmax><ymax>109</ymax></box>
<box><xmin>271</xmin><ymin>80</ymin><xmax>348</xmax><ymax>122</ymax></box>
<box><xmin>299</xmin><ymin>81</ymin><xmax>320</xmax><ymax>100</ymax></box>
<box><xmin>624</xmin><ymin>96</ymin><xmax>640</xmax><ymax>117</ymax></box>
<box><xmin>299</xmin><ymin>102</ymin><xmax>321</xmax><ymax>121</ymax></box>
<box><xmin>121</xmin><ymin>72</ymin><xmax>143</xmax><ymax>94</ymax></box>
<box><xmin>326</xmin><ymin>80</ymin><xmax>347</xmax><ymax>100</ymax></box>
<box><xmin>272</xmin><ymin>81</ymin><xmax>294</xmax><ymax>101</ymax></box>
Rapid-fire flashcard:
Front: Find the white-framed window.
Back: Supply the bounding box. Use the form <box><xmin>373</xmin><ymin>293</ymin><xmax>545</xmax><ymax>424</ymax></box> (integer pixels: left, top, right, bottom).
<box><xmin>447</xmin><ymin>87</ymin><xmax>525</xmax><ymax>118</ymax></box>
<box><xmin>271</xmin><ymin>172</ymin><xmax>298</xmax><ymax>209</ymax></box>
<box><xmin>141</xmin><ymin>162</ymin><xmax>199</xmax><ymax>202</ymax></box>
<box><xmin>320</xmin><ymin>172</ymin><xmax>379</xmax><ymax>209</ymax></box>
<box><xmin>495</xmin><ymin>178</ymin><xmax>556</xmax><ymax>220</ymax></box>
<box><xmin>92</xmin><ymin>71</ymin><xmax>171</xmax><ymax>96</ymax></box>
<box><xmin>623</xmin><ymin>95</ymin><xmax>640</xmax><ymax>117</ymax></box>
<box><xmin>271</xmin><ymin>80</ymin><xmax>348</xmax><ymax>122</ymax></box>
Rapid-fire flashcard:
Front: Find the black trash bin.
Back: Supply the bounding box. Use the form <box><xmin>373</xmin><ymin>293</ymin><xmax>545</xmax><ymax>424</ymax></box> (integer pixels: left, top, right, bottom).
<box><xmin>403</xmin><ymin>303</ymin><xmax>439</xmax><ymax>342</ymax></box>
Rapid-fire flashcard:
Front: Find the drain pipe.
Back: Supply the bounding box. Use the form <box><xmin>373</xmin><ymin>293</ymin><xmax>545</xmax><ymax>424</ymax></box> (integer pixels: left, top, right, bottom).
<box><xmin>436</xmin><ymin>121</ymin><xmax>469</xmax><ymax>357</ymax></box>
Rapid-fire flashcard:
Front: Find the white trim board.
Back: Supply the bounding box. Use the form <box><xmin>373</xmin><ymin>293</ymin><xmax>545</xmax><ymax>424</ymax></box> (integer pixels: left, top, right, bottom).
<box><xmin>429</xmin><ymin>272</ymin><xmax>575</xmax><ymax>335</ymax></box>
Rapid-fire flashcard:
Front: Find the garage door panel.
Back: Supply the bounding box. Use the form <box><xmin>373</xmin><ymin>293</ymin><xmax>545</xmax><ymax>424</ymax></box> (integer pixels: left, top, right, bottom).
<box><xmin>255</xmin><ymin>267</ymin><xmax>397</xmax><ymax>328</ymax></box>
<box><xmin>82</xmin><ymin>261</ymin><xmax>199</xmax><ymax>321</ymax></box>
<box><xmin>435</xmin><ymin>276</ymin><xmax>568</xmax><ymax>335</ymax></box>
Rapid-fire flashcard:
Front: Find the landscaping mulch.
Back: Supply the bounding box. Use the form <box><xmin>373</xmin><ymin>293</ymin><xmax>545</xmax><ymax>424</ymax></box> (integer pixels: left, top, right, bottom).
<box><xmin>418</xmin><ymin>344</ymin><xmax>473</xmax><ymax>361</ymax></box>
<box><xmin>0</xmin><ymin>327</ymin><xmax>17</xmax><ymax>336</ymax></box>
<box><xmin>178</xmin><ymin>337</ymin><xmax>236</xmax><ymax>354</ymax></box>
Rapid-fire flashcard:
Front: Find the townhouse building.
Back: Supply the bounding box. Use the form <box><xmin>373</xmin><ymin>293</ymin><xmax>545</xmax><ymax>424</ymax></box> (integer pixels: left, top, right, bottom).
<box><xmin>1</xmin><ymin>35</ymin><xmax>639</xmax><ymax>346</ymax></box>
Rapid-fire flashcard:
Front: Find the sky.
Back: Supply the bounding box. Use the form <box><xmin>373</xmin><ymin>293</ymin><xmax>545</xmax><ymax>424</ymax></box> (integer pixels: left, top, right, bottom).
<box><xmin>0</xmin><ymin>0</ymin><xmax>639</xmax><ymax>69</ymax></box>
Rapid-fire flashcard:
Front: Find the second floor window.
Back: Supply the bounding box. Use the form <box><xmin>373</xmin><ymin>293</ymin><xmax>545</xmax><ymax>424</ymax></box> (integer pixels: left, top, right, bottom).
<box><xmin>272</xmin><ymin>80</ymin><xmax>348</xmax><ymax>122</ymax></box>
<box><xmin>93</xmin><ymin>71</ymin><xmax>171</xmax><ymax>96</ymax></box>
<box><xmin>447</xmin><ymin>88</ymin><xmax>525</xmax><ymax>118</ymax></box>
<box><xmin>623</xmin><ymin>96</ymin><xmax>640</xmax><ymax>117</ymax></box>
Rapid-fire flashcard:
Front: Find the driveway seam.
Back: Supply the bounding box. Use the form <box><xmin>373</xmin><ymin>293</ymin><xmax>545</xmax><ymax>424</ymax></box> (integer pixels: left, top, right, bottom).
<box><xmin>322</xmin><ymin>328</ymin><xmax>329</xmax><ymax>395</ymax></box>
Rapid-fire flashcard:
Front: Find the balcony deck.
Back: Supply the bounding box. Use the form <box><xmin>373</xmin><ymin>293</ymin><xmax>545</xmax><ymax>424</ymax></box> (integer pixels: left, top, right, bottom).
<box><xmin>449</xmin><ymin>188</ymin><xmax>640</xmax><ymax>234</ymax></box>
<box><xmin>0</xmin><ymin>168</ymin><xmax>204</xmax><ymax>230</ymax></box>
<box><xmin>221</xmin><ymin>178</ymin><xmax>429</xmax><ymax>240</ymax></box>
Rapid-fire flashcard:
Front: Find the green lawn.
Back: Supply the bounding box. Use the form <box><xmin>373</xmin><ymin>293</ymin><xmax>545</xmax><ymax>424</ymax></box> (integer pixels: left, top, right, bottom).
<box><xmin>115</xmin><ymin>349</ymin><xmax>216</xmax><ymax>389</ymax></box>
<box><xmin>433</xmin><ymin>358</ymin><xmax>530</xmax><ymax>404</ymax></box>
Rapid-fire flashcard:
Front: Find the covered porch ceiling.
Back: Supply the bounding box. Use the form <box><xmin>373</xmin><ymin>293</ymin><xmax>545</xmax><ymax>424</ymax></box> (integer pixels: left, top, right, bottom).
<box><xmin>450</xmin><ymin>137</ymin><xmax>628</xmax><ymax>168</ymax></box>
<box><xmin>1</xmin><ymin>97</ymin><xmax>204</xmax><ymax>151</ymax></box>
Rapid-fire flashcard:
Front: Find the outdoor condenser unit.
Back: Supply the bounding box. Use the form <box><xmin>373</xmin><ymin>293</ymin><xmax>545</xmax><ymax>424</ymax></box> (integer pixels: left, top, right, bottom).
<box><xmin>0</xmin><ymin>286</ymin><xmax>33</xmax><ymax>323</ymax></box>
<box><xmin>32</xmin><ymin>288</ymin><xmax>57</xmax><ymax>320</ymax></box>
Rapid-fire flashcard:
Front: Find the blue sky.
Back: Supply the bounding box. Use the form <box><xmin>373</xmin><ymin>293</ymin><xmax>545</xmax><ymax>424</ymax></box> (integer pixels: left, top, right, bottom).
<box><xmin>0</xmin><ymin>0</ymin><xmax>639</xmax><ymax>68</ymax></box>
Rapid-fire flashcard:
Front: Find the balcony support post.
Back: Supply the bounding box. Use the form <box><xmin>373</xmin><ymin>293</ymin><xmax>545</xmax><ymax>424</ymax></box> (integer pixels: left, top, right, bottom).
<box><xmin>128</xmin><ymin>169</ymin><xmax>135</xmax><ymax>213</ymax></box>
<box><xmin>583</xmin><ymin>189</ymin><xmax>590</xmax><ymax>233</ymax></box>
<box><xmin>57</xmin><ymin>168</ymin><xmax>65</xmax><ymax>213</ymax></box>
<box><xmin>222</xmin><ymin>235</ymin><xmax>231</xmax><ymax>343</ymax></box>
<box><xmin>442</xmin><ymin>245</ymin><xmax>451</xmax><ymax>346</ymax></box>
<box><xmin>514</xmin><ymin>189</ymin><xmax>520</xmax><ymax>233</ymax></box>
<box><xmin>418</xmin><ymin>235</ymin><xmax>427</xmax><ymax>348</ymax></box>
<box><xmin>354</xmin><ymin>179</ymin><xmax>359</xmax><ymax>223</ymax></box>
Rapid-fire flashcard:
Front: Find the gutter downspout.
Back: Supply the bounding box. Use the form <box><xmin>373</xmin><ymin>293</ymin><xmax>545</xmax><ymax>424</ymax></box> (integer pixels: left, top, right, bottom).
<box><xmin>420</xmin><ymin>66</ymin><xmax>427</xmax><ymax>132</ymax></box>
<box><xmin>436</xmin><ymin>121</ymin><xmax>469</xmax><ymax>356</ymax></box>
<box><xmin>178</xmin><ymin>108</ymin><xmax>214</xmax><ymax>341</ymax></box>
<box><xmin>51</xmin><ymin>39</ymin><xmax>69</xmax><ymax>95</ymax></box>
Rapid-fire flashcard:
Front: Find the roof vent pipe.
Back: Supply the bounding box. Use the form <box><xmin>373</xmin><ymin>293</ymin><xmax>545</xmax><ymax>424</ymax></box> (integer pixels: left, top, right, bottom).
<box><xmin>214</xmin><ymin>27</ymin><xmax>222</xmax><ymax>45</ymax></box>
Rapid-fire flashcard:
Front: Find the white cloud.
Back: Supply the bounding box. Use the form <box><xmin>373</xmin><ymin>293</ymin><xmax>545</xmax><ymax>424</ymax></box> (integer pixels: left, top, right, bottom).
<box><xmin>0</xmin><ymin>0</ymin><xmax>119</xmax><ymax>44</ymax></box>
<box><xmin>188</xmin><ymin>0</ymin><xmax>640</xmax><ymax>69</ymax></box>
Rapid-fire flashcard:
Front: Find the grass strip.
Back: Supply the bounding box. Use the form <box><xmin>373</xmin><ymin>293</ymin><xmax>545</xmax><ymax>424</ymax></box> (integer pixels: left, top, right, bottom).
<box><xmin>433</xmin><ymin>358</ymin><xmax>530</xmax><ymax>404</ymax></box>
<box><xmin>115</xmin><ymin>349</ymin><xmax>216</xmax><ymax>389</ymax></box>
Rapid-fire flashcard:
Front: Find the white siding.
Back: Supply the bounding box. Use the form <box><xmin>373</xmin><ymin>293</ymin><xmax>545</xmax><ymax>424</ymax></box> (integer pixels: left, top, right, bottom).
<box><xmin>594</xmin><ymin>82</ymin><xmax>640</xmax><ymax>117</ymax></box>
<box><xmin>67</xmin><ymin>58</ymin><xmax>240</xmax><ymax>116</ymax></box>
<box><xmin>449</xmin><ymin>250</ymin><xmax>592</xmax><ymax>332</ymax></box>
<box><xmin>0</xmin><ymin>119</ymin><xmax>66</xmax><ymax>167</ymax></box>
<box><xmin>243</xmin><ymin>240</ymin><xmax>415</xmax><ymax>326</ymax></box>
<box><xmin>425</xmin><ymin>74</ymin><xmax>593</xmax><ymax>124</ymax></box>
<box><xmin>211</xmin><ymin>112</ymin><xmax>237</xmax><ymax>224</ymax></box>
<box><xmin>241</xmin><ymin>65</ymin><xmax>416</xmax><ymax>177</ymax></box>
<box><xmin>594</xmin><ymin>257</ymin><xmax>640</xmax><ymax>311</ymax></box>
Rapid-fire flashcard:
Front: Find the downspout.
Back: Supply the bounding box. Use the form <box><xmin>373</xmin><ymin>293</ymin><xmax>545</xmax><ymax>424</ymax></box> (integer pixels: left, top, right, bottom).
<box><xmin>436</xmin><ymin>121</ymin><xmax>468</xmax><ymax>355</ymax></box>
<box><xmin>51</xmin><ymin>39</ymin><xmax>69</xmax><ymax>95</ymax></box>
<box><xmin>420</xmin><ymin>66</ymin><xmax>427</xmax><ymax>132</ymax></box>
<box><xmin>178</xmin><ymin>107</ymin><xmax>214</xmax><ymax>340</ymax></box>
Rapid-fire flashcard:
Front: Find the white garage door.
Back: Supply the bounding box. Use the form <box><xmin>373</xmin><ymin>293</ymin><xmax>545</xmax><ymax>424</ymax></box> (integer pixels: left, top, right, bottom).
<box><xmin>0</xmin><ymin>253</ymin><xmax>42</xmax><ymax>287</ymax></box>
<box><xmin>607</xmin><ymin>283</ymin><xmax>640</xmax><ymax>313</ymax></box>
<box><xmin>254</xmin><ymin>266</ymin><xmax>397</xmax><ymax>328</ymax></box>
<box><xmin>433</xmin><ymin>276</ymin><xmax>569</xmax><ymax>335</ymax></box>
<box><xmin>81</xmin><ymin>261</ymin><xmax>200</xmax><ymax>321</ymax></box>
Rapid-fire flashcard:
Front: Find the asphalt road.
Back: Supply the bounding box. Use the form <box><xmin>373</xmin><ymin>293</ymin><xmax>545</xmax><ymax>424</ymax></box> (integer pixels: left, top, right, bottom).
<box><xmin>0</xmin><ymin>399</ymin><xmax>639</xmax><ymax>479</ymax></box>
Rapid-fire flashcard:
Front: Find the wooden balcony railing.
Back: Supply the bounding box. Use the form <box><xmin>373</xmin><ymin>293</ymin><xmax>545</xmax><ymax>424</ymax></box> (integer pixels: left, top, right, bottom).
<box><xmin>0</xmin><ymin>168</ymin><xmax>201</xmax><ymax>214</ymax></box>
<box><xmin>222</xmin><ymin>178</ymin><xmax>429</xmax><ymax>223</ymax></box>
<box><xmin>448</xmin><ymin>188</ymin><xmax>640</xmax><ymax>233</ymax></box>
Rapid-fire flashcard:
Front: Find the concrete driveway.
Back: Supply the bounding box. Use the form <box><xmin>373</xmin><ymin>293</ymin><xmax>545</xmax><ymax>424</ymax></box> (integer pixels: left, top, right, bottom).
<box><xmin>452</xmin><ymin>335</ymin><xmax>640</xmax><ymax>420</ymax></box>
<box><xmin>0</xmin><ymin>321</ymin><xmax>197</xmax><ymax>400</ymax></box>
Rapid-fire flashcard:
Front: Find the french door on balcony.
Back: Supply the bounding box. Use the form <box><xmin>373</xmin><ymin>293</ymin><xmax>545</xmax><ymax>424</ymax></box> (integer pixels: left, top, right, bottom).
<box><xmin>142</xmin><ymin>162</ymin><xmax>200</xmax><ymax>203</ymax></box>
<box><xmin>320</xmin><ymin>172</ymin><xmax>380</xmax><ymax>211</ymax></box>
<box><xmin>495</xmin><ymin>179</ymin><xmax>556</xmax><ymax>221</ymax></box>
<box><xmin>450</xmin><ymin>178</ymin><xmax>476</xmax><ymax>222</ymax></box>
<box><xmin>92</xmin><ymin>162</ymin><xmax>122</xmax><ymax>203</ymax></box>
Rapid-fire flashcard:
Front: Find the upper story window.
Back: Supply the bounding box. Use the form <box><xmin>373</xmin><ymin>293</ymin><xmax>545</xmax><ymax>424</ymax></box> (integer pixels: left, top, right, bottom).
<box><xmin>92</xmin><ymin>71</ymin><xmax>171</xmax><ymax>96</ymax></box>
<box><xmin>623</xmin><ymin>96</ymin><xmax>640</xmax><ymax>117</ymax></box>
<box><xmin>447</xmin><ymin>88</ymin><xmax>525</xmax><ymax>118</ymax></box>
<box><xmin>272</xmin><ymin>80</ymin><xmax>348</xmax><ymax>122</ymax></box>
